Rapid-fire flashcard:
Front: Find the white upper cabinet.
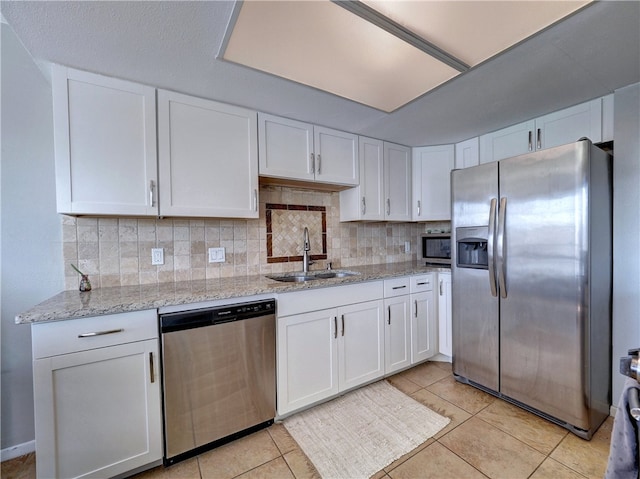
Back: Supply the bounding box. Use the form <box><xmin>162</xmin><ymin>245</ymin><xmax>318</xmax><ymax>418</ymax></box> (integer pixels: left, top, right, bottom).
<box><xmin>258</xmin><ymin>113</ymin><xmax>358</xmax><ymax>187</ymax></box>
<box><xmin>412</xmin><ymin>145</ymin><xmax>454</xmax><ymax>221</ymax></box>
<box><xmin>339</xmin><ymin>137</ymin><xmax>385</xmax><ymax>221</ymax></box>
<box><xmin>384</xmin><ymin>142</ymin><xmax>412</xmax><ymax>221</ymax></box>
<box><xmin>601</xmin><ymin>94</ymin><xmax>614</xmax><ymax>142</ymax></box>
<box><xmin>454</xmin><ymin>137</ymin><xmax>479</xmax><ymax>169</ymax></box>
<box><xmin>157</xmin><ymin>90</ymin><xmax>258</xmax><ymax>218</ymax></box>
<box><xmin>480</xmin><ymin>98</ymin><xmax>603</xmax><ymax>163</ymax></box>
<box><xmin>479</xmin><ymin>119</ymin><xmax>536</xmax><ymax>164</ymax></box>
<box><xmin>53</xmin><ymin>65</ymin><xmax>158</xmax><ymax>216</ymax></box>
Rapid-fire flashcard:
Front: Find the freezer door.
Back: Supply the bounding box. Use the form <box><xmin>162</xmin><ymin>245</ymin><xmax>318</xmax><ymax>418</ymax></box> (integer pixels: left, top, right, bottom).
<box><xmin>498</xmin><ymin>142</ymin><xmax>591</xmax><ymax>429</ymax></box>
<box><xmin>452</xmin><ymin>162</ymin><xmax>500</xmax><ymax>391</ymax></box>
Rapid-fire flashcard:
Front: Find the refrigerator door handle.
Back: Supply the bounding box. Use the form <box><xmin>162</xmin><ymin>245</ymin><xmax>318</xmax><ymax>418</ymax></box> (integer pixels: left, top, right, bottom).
<box><xmin>488</xmin><ymin>198</ymin><xmax>498</xmax><ymax>297</ymax></box>
<box><xmin>497</xmin><ymin>197</ymin><xmax>507</xmax><ymax>298</ymax></box>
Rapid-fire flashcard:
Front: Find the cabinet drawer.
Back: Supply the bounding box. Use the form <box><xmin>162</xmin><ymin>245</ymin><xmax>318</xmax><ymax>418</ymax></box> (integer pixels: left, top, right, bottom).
<box><xmin>410</xmin><ymin>274</ymin><xmax>434</xmax><ymax>293</ymax></box>
<box><xmin>32</xmin><ymin>310</ymin><xmax>158</xmax><ymax>359</ymax></box>
<box><xmin>383</xmin><ymin>277</ymin><xmax>410</xmax><ymax>297</ymax></box>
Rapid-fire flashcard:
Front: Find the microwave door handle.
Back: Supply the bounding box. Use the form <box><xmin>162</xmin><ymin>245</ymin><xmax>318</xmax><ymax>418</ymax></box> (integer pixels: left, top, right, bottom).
<box><xmin>496</xmin><ymin>197</ymin><xmax>507</xmax><ymax>298</ymax></box>
<box><xmin>487</xmin><ymin>198</ymin><xmax>498</xmax><ymax>297</ymax></box>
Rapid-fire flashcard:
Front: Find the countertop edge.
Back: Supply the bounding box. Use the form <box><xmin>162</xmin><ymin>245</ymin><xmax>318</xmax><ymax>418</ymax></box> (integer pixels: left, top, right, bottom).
<box><xmin>16</xmin><ymin>262</ymin><xmax>451</xmax><ymax>325</ymax></box>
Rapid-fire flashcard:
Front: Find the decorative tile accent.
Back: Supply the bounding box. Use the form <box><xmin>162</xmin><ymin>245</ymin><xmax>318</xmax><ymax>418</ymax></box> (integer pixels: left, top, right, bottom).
<box><xmin>266</xmin><ymin>203</ymin><xmax>327</xmax><ymax>264</ymax></box>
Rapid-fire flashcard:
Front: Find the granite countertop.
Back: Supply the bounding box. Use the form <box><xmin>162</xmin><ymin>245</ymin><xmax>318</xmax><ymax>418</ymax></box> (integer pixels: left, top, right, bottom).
<box><xmin>16</xmin><ymin>261</ymin><xmax>450</xmax><ymax>324</ymax></box>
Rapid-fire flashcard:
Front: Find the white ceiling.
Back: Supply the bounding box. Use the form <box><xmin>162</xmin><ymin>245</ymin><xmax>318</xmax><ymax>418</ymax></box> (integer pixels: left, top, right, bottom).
<box><xmin>1</xmin><ymin>0</ymin><xmax>639</xmax><ymax>147</ymax></box>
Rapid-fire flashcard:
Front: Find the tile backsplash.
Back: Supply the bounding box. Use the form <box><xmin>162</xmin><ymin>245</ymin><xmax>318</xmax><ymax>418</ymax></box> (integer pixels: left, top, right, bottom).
<box><xmin>62</xmin><ymin>185</ymin><xmax>448</xmax><ymax>290</ymax></box>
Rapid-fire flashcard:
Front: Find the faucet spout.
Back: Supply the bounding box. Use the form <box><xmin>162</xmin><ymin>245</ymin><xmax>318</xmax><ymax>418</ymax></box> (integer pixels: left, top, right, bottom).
<box><xmin>302</xmin><ymin>227</ymin><xmax>312</xmax><ymax>273</ymax></box>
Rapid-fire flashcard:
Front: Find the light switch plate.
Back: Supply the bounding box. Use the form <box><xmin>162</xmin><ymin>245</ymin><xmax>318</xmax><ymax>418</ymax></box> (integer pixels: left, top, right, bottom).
<box><xmin>404</xmin><ymin>241</ymin><xmax>411</xmax><ymax>253</ymax></box>
<box><xmin>151</xmin><ymin>248</ymin><xmax>164</xmax><ymax>265</ymax></box>
<box><xmin>208</xmin><ymin>247</ymin><xmax>225</xmax><ymax>263</ymax></box>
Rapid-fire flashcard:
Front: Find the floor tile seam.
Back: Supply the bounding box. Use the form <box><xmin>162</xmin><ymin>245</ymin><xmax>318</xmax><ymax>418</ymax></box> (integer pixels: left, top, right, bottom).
<box><xmin>434</xmin><ymin>439</ymin><xmax>492</xmax><ymax>478</ymax></box>
<box><xmin>279</xmin><ymin>450</ymin><xmax>300</xmax><ymax>479</ymax></box>
<box><xmin>228</xmin><ymin>454</ymin><xmax>286</xmax><ymax>479</ymax></box>
<box><xmin>470</xmin><ymin>414</ymin><xmax>550</xmax><ymax>462</ymax></box>
<box><xmin>524</xmin><ymin>456</ymin><xmax>589</xmax><ymax>479</ymax></box>
<box><xmin>422</xmin><ymin>382</ymin><xmax>492</xmax><ymax>416</ymax></box>
<box><xmin>474</xmin><ymin>410</ymin><xmax>568</xmax><ymax>456</ymax></box>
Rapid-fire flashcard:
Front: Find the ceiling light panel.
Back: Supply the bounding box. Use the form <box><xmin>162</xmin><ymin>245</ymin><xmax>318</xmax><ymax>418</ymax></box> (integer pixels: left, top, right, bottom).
<box><xmin>362</xmin><ymin>0</ymin><xmax>592</xmax><ymax>67</ymax></box>
<box><xmin>223</xmin><ymin>1</ymin><xmax>459</xmax><ymax>112</ymax></box>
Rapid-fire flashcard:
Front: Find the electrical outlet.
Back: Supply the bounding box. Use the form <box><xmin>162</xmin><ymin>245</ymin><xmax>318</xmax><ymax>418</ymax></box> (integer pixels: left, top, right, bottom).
<box><xmin>208</xmin><ymin>247</ymin><xmax>225</xmax><ymax>263</ymax></box>
<box><xmin>404</xmin><ymin>241</ymin><xmax>411</xmax><ymax>253</ymax></box>
<box><xmin>151</xmin><ymin>248</ymin><xmax>164</xmax><ymax>265</ymax></box>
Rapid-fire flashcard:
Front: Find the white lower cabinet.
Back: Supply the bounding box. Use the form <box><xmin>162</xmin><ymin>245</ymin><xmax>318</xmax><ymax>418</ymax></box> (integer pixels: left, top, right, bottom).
<box><xmin>410</xmin><ymin>274</ymin><xmax>437</xmax><ymax>363</ymax></box>
<box><xmin>32</xmin><ymin>310</ymin><xmax>162</xmax><ymax>479</ymax></box>
<box><xmin>383</xmin><ymin>277</ymin><xmax>412</xmax><ymax>374</ymax></box>
<box><xmin>437</xmin><ymin>272</ymin><xmax>453</xmax><ymax>357</ymax></box>
<box><xmin>277</xmin><ymin>299</ymin><xmax>384</xmax><ymax>415</ymax></box>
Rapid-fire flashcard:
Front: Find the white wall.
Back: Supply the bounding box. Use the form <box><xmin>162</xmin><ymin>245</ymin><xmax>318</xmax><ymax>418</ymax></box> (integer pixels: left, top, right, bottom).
<box><xmin>612</xmin><ymin>82</ymin><xmax>640</xmax><ymax>404</ymax></box>
<box><xmin>0</xmin><ymin>23</ymin><xmax>63</xmax><ymax>455</ymax></box>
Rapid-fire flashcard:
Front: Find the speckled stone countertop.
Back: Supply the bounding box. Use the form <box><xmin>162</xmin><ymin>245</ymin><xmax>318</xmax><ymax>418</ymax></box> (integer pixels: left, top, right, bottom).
<box><xmin>16</xmin><ymin>261</ymin><xmax>450</xmax><ymax>324</ymax></box>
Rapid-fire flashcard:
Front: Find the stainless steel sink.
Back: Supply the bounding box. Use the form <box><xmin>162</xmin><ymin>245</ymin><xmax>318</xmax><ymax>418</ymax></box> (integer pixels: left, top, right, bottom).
<box><xmin>266</xmin><ymin>270</ymin><xmax>359</xmax><ymax>283</ymax></box>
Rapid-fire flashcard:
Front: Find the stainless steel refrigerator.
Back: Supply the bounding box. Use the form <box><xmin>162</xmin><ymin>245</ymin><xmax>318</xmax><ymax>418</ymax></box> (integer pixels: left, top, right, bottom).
<box><xmin>451</xmin><ymin>139</ymin><xmax>612</xmax><ymax>439</ymax></box>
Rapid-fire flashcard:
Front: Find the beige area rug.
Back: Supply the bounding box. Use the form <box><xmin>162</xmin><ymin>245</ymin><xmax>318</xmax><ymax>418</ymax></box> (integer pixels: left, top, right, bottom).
<box><xmin>283</xmin><ymin>380</ymin><xmax>450</xmax><ymax>479</ymax></box>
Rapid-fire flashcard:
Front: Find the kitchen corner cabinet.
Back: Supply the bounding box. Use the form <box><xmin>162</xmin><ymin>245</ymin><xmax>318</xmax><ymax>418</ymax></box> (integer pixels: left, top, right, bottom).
<box><xmin>384</xmin><ymin>142</ymin><xmax>412</xmax><ymax>221</ymax></box>
<box><xmin>276</xmin><ymin>283</ymin><xmax>384</xmax><ymax>415</ymax></box>
<box><xmin>53</xmin><ymin>65</ymin><xmax>158</xmax><ymax>216</ymax></box>
<box><xmin>383</xmin><ymin>277</ymin><xmax>412</xmax><ymax>373</ymax></box>
<box><xmin>479</xmin><ymin>98</ymin><xmax>603</xmax><ymax>163</ymax></box>
<box><xmin>455</xmin><ymin>137</ymin><xmax>479</xmax><ymax>169</ymax></box>
<box><xmin>258</xmin><ymin>113</ymin><xmax>359</xmax><ymax>187</ymax></box>
<box><xmin>339</xmin><ymin>137</ymin><xmax>385</xmax><ymax>221</ymax></box>
<box><xmin>32</xmin><ymin>310</ymin><xmax>162</xmax><ymax>479</ymax></box>
<box><xmin>412</xmin><ymin>145</ymin><xmax>454</xmax><ymax>221</ymax></box>
<box><xmin>158</xmin><ymin>90</ymin><xmax>259</xmax><ymax>218</ymax></box>
<box><xmin>437</xmin><ymin>272</ymin><xmax>453</xmax><ymax>357</ymax></box>
<box><xmin>410</xmin><ymin>274</ymin><xmax>438</xmax><ymax>363</ymax></box>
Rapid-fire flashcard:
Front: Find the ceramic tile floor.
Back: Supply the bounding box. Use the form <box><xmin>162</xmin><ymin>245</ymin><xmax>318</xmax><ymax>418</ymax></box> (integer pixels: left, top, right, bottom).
<box><xmin>2</xmin><ymin>361</ymin><xmax>614</xmax><ymax>479</ymax></box>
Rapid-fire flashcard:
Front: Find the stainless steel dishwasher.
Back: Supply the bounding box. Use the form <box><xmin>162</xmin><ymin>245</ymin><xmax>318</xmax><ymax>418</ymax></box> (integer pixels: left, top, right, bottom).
<box><xmin>159</xmin><ymin>299</ymin><xmax>276</xmax><ymax>466</ymax></box>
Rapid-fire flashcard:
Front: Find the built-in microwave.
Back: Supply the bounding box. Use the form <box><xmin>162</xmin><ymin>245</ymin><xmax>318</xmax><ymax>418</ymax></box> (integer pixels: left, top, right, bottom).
<box><xmin>420</xmin><ymin>233</ymin><xmax>451</xmax><ymax>266</ymax></box>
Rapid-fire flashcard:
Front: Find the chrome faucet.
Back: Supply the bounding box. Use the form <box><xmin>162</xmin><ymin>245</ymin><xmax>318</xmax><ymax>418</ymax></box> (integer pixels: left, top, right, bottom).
<box><xmin>302</xmin><ymin>227</ymin><xmax>313</xmax><ymax>273</ymax></box>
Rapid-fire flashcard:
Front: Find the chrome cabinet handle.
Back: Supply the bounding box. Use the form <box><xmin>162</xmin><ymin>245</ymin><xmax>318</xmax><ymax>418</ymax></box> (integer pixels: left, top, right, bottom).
<box><xmin>440</xmin><ymin>280</ymin><xmax>443</xmax><ymax>296</ymax></box>
<box><xmin>417</xmin><ymin>281</ymin><xmax>428</xmax><ymax>286</ymax></box>
<box><xmin>417</xmin><ymin>200</ymin><xmax>421</xmax><ymax>217</ymax></box>
<box><xmin>149</xmin><ymin>180</ymin><xmax>155</xmax><ymax>207</ymax></box>
<box><xmin>317</xmin><ymin>154</ymin><xmax>321</xmax><ymax>174</ymax></box>
<box><xmin>386</xmin><ymin>199</ymin><xmax>391</xmax><ymax>216</ymax></box>
<box><xmin>310</xmin><ymin>153</ymin><xmax>315</xmax><ymax>174</ymax></box>
<box><xmin>341</xmin><ymin>314</ymin><xmax>345</xmax><ymax>337</ymax></box>
<box><xmin>253</xmin><ymin>189</ymin><xmax>258</xmax><ymax>211</ymax></box>
<box><xmin>497</xmin><ymin>197</ymin><xmax>507</xmax><ymax>298</ymax></box>
<box><xmin>362</xmin><ymin>197</ymin><xmax>366</xmax><ymax>216</ymax></box>
<box><xmin>528</xmin><ymin>131</ymin><xmax>533</xmax><ymax>151</ymax></box>
<box><xmin>488</xmin><ymin>198</ymin><xmax>498</xmax><ymax>297</ymax></box>
<box><xmin>387</xmin><ymin>306</ymin><xmax>391</xmax><ymax>325</ymax></box>
<box><xmin>392</xmin><ymin>285</ymin><xmax>406</xmax><ymax>290</ymax></box>
<box><xmin>536</xmin><ymin>128</ymin><xmax>542</xmax><ymax>149</ymax></box>
<box><xmin>149</xmin><ymin>352</ymin><xmax>155</xmax><ymax>383</ymax></box>
<box><xmin>78</xmin><ymin>328</ymin><xmax>124</xmax><ymax>338</ymax></box>
<box><xmin>334</xmin><ymin>316</ymin><xmax>338</xmax><ymax>339</ymax></box>
<box><xmin>414</xmin><ymin>300</ymin><xmax>418</xmax><ymax>318</ymax></box>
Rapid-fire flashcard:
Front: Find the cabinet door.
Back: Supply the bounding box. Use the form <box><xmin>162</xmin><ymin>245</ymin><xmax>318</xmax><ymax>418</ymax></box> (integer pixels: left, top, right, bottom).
<box><xmin>535</xmin><ymin>98</ymin><xmax>602</xmax><ymax>150</ymax></box>
<box><xmin>158</xmin><ymin>90</ymin><xmax>258</xmax><ymax>218</ymax></box>
<box><xmin>412</xmin><ymin>291</ymin><xmax>437</xmax><ymax>363</ymax></box>
<box><xmin>384</xmin><ymin>296</ymin><xmax>412</xmax><ymax>374</ymax></box>
<box><xmin>384</xmin><ymin>142</ymin><xmax>412</xmax><ymax>221</ymax></box>
<box><xmin>479</xmin><ymin>120</ymin><xmax>535</xmax><ymax>164</ymax></box>
<box><xmin>412</xmin><ymin>145</ymin><xmax>454</xmax><ymax>221</ymax></box>
<box><xmin>277</xmin><ymin>309</ymin><xmax>339</xmax><ymax>415</ymax></box>
<box><xmin>258</xmin><ymin>113</ymin><xmax>314</xmax><ymax>182</ymax></box>
<box><xmin>455</xmin><ymin>137</ymin><xmax>479</xmax><ymax>169</ymax></box>
<box><xmin>339</xmin><ymin>137</ymin><xmax>384</xmax><ymax>221</ymax></box>
<box><xmin>338</xmin><ymin>300</ymin><xmax>384</xmax><ymax>391</ymax></box>
<box><xmin>438</xmin><ymin>273</ymin><xmax>453</xmax><ymax>357</ymax></box>
<box><xmin>53</xmin><ymin>66</ymin><xmax>158</xmax><ymax>216</ymax></box>
<box><xmin>314</xmin><ymin>126</ymin><xmax>359</xmax><ymax>186</ymax></box>
<box><xmin>33</xmin><ymin>339</ymin><xmax>162</xmax><ymax>479</ymax></box>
